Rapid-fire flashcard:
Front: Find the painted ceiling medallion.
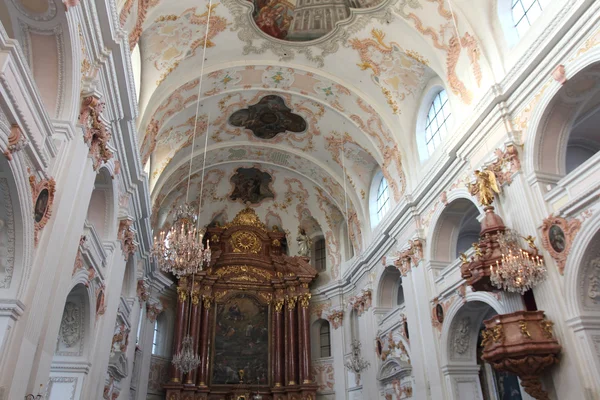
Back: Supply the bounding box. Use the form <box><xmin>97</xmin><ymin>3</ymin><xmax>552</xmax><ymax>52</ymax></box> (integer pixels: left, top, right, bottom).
<box><xmin>249</xmin><ymin>0</ymin><xmax>384</xmax><ymax>42</ymax></box>
<box><xmin>222</xmin><ymin>0</ymin><xmax>395</xmax><ymax>66</ymax></box>
<box><xmin>229</xmin><ymin>167</ymin><xmax>275</xmax><ymax>204</ymax></box>
<box><xmin>228</xmin><ymin>95</ymin><xmax>307</xmax><ymax>139</ymax></box>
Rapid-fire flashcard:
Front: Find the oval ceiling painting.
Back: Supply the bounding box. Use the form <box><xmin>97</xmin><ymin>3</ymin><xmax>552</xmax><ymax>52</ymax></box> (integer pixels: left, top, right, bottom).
<box><xmin>249</xmin><ymin>0</ymin><xmax>383</xmax><ymax>41</ymax></box>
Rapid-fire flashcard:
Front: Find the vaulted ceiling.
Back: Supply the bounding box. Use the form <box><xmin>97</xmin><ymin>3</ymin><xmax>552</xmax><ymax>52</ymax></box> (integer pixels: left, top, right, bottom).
<box><xmin>121</xmin><ymin>0</ymin><xmax>497</xmax><ymax>276</ymax></box>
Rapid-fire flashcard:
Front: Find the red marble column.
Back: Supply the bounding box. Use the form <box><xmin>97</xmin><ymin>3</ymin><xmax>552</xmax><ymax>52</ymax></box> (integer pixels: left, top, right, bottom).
<box><xmin>299</xmin><ymin>294</ymin><xmax>312</xmax><ymax>384</ymax></box>
<box><xmin>273</xmin><ymin>299</ymin><xmax>284</xmax><ymax>387</ymax></box>
<box><xmin>184</xmin><ymin>287</ymin><xmax>201</xmax><ymax>385</ymax></box>
<box><xmin>286</xmin><ymin>296</ymin><xmax>298</xmax><ymax>386</ymax></box>
<box><xmin>170</xmin><ymin>285</ymin><xmax>188</xmax><ymax>383</ymax></box>
<box><xmin>197</xmin><ymin>295</ymin><xmax>213</xmax><ymax>387</ymax></box>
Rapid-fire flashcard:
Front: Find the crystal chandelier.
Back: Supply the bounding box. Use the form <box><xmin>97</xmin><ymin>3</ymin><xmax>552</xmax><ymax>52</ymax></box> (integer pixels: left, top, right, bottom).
<box><xmin>152</xmin><ymin>0</ymin><xmax>215</xmax><ymax>375</ymax></box>
<box><xmin>152</xmin><ymin>204</ymin><xmax>211</xmax><ymax>278</ymax></box>
<box><xmin>490</xmin><ymin>230</ymin><xmax>547</xmax><ymax>294</ymax></box>
<box><xmin>171</xmin><ymin>335</ymin><xmax>201</xmax><ymax>374</ymax></box>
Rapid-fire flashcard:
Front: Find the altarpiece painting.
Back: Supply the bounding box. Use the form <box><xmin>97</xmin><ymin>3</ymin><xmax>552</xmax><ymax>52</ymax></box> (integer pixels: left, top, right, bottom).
<box><xmin>212</xmin><ymin>294</ymin><xmax>269</xmax><ymax>385</ymax></box>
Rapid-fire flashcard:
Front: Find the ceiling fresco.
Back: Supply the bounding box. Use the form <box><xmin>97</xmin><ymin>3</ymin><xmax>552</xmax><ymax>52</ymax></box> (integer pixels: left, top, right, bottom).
<box><xmin>229</xmin><ymin>166</ymin><xmax>275</xmax><ymax>203</ymax></box>
<box><xmin>228</xmin><ymin>94</ymin><xmax>308</xmax><ymax>139</ymax></box>
<box><xmin>121</xmin><ymin>0</ymin><xmax>496</xmax><ymax>280</ymax></box>
<box><xmin>248</xmin><ymin>0</ymin><xmax>384</xmax><ymax>41</ymax></box>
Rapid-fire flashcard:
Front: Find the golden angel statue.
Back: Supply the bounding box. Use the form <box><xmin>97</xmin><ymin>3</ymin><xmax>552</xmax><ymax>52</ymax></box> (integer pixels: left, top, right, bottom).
<box><xmin>467</xmin><ymin>169</ymin><xmax>500</xmax><ymax>206</ymax></box>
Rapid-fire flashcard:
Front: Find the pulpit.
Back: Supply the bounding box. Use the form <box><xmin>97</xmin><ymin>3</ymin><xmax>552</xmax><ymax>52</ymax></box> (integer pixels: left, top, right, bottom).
<box><xmin>164</xmin><ymin>207</ymin><xmax>318</xmax><ymax>400</ymax></box>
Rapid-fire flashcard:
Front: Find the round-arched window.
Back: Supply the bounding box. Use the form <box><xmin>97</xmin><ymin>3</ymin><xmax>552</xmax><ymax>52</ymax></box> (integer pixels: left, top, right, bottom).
<box><xmin>376</xmin><ymin>176</ymin><xmax>390</xmax><ymax>223</ymax></box>
<box><xmin>425</xmin><ymin>89</ymin><xmax>451</xmax><ymax>156</ymax></box>
<box><xmin>512</xmin><ymin>0</ymin><xmax>547</xmax><ymax>37</ymax></box>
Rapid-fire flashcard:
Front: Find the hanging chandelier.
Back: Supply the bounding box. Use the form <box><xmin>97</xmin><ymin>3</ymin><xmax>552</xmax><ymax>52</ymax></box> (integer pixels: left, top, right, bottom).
<box><xmin>151</xmin><ymin>0</ymin><xmax>215</xmax><ymax>375</ymax></box>
<box><xmin>151</xmin><ymin>204</ymin><xmax>211</xmax><ymax>278</ymax></box>
<box><xmin>490</xmin><ymin>229</ymin><xmax>547</xmax><ymax>294</ymax></box>
<box><xmin>171</xmin><ymin>335</ymin><xmax>201</xmax><ymax>375</ymax></box>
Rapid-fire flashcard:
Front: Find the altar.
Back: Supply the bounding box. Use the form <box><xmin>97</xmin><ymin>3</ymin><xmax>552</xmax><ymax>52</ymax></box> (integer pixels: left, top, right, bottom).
<box><xmin>163</xmin><ymin>208</ymin><xmax>318</xmax><ymax>400</ymax></box>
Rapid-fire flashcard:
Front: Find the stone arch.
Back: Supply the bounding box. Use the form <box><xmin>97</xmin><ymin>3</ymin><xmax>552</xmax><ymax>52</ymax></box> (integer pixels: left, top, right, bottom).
<box><xmin>439</xmin><ymin>294</ymin><xmax>525</xmax><ymax>400</ymax></box>
<box><xmin>562</xmin><ymin>212</ymin><xmax>600</xmax><ymax>392</ymax></box>
<box><xmin>376</xmin><ymin>265</ymin><xmax>403</xmax><ymax>308</ymax></box>
<box><xmin>311</xmin><ymin>318</ymin><xmax>331</xmax><ymax>360</ymax></box>
<box><xmin>86</xmin><ymin>167</ymin><xmax>117</xmax><ymax>241</ymax></box>
<box><xmin>525</xmin><ymin>57</ymin><xmax>600</xmax><ymax>183</ymax></box>
<box><xmin>427</xmin><ymin>196</ymin><xmax>482</xmax><ymax>263</ymax></box>
<box><xmin>47</xmin><ymin>283</ymin><xmax>94</xmax><ymax>400</ymax></box>
<box><xmin>2</xmin><ymin>0</ymin><xmax>80</xmax><ymax>121</ymax></box>
<box><xmin>0</xmin><ymin>143</ymin><xmax>34</xmax><ymax>298</ymax></box>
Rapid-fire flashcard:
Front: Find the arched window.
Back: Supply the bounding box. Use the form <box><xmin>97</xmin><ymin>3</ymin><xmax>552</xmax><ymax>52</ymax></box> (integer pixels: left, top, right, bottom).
<box><xmin>376</xmin><ymin>177</ymin><xmax>390</xmax><ymax>222</ymax></box>
<box><xmin>314</xmin><ymin>237</ymin><xmax>326</xmax><ymax>272</ymax></box>
<box><xmin>396</xmin><ymin>278</ymin><xmax>405</xmax><ymax>306</ymax></box>
<box><xmin>512</xmin><ymin>0</ymin><xmax>547</xmax><ymax>37</ymax></box>
<box><xmin>425</xmin><ymin>89</ymin><xmax>451</xmax><ymax>156</ymax></box>
<box><xmin>152</xmin><ymin>320</ymin><xmax>159</xmax><ymax>355</ymax></box>
<box><xmin>319</xmin><ymin>321</ymin><xmax>331</xmax><ymax>357</ymax></box>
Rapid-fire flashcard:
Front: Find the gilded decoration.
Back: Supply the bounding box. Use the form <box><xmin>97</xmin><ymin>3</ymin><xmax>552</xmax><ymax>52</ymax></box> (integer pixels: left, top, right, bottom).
<box><xmin>273</xmin><ymin>298</ymin><xmax>285</xmax><ymax>313</ymax></box>
<box><xmin>177</xmin><ymin>286</ymin><xmax>188</xmax><ymax>303</ymax></box>
<box><xmin>467</xmin><ymin>169</ymin><xmax>500</xmax><ymax>207</ymax></box>
<box><xmin>230</xmin><ymin>231</ymin><xmax>262</xmax><ymax>254</ymax></box>
<box><xmin>29</xmin><ymin>175</ymin><xmax>56</xmax><ymax>246</ymax></box>
<box><xmin>202</xmin><ymin>295</ymin><xmax>214</xmax><ymax>309</ymax></box>
<box><xmin>3</xmin><ymin>123</ymin><xmax>27</xmax><ymax>161</ymax></box>
<box><xmin>224</xmin><ymin>207</ymin><xmax>267</xmax><ymax>232</ymax></box>
<box><xmin>299</xmin><ymin>293</ymin><xmax>311</xmax><ymax>309</ymax></box>
<box><xmin>79</xmin><ymin>95</ymin><xmax>113</xmax><ymax>171</ymax></box>
<box><xmin>540</xmin><ymin>214</ymin><xmax>582</xmax><ymax>275</ymax></box>
<box><xmin>214</xmin><ymin>265</ymin><xmax>273</xmax><ymax>282</ymax></box>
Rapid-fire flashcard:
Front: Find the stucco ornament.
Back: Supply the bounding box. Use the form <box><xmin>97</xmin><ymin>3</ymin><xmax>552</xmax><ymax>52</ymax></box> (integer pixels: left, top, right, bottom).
<box><xmin>587</xmin><ymin>258</ymin><xmax>600</xmax><ymax>301</ymax></box>
<box><xmin>59</xmin><ymin>302</ymin><xmax>81</xmax><ymax>348</ymax></box>
<box><xmin>29</xmin><ymin>174</ymin><xmax>56</xmax><ymax>246</ymax></box>
<box><xmin>79</xmin><ymin>95</ymin><xmax>113</xmax><ymax>170</ymax></box>
<box><xmin>3</xmin><ymin>123</ymin><xmax>27</xmax><ymax>161</ymax></box>
<box><xmin>118</xmin><ymin>219</ymin><xmax>137</xmax><ymax>260</ymax></box>
<box><xmin>327</xmin><ymin>309</ymin><xmax>344</xmax><ymax>329</ymax></box>
<box><xmin>540</xmin><ymin>214</ymin><xmax>581</xmax><ymax>275</ymax></box>
<box><xmin>452</xmin><ymin>317</ymin><xmax>470</xmax><ymax>355</ymax></box>
<box><xmin>221</xmin><ymin>0</ymin><xmax>397</xmax><ymax>67</ymax></box>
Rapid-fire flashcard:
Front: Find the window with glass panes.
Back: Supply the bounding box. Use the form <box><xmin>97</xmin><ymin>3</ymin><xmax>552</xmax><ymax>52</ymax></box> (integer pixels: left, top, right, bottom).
<box><xmin>152</xmin><ymin>321</ymin><xmax>159</xmax><ymax>354</ymax></box>
<box><xmin>512</xmin><ymin>0</ymin><xmax>547</xmax><ymax>37</ymax></box>
<box><xmin>315</xmin><ymin>238</ymin><xmax>326</xmax><ymax>272</ymax></box>
<box><xmin>376</xmin><ymin>177</ymin><xmax>390</xmax><ymax>221</ymax></box>
<box><xmin>425</xmin><ymin>90</ymin><xmax>451</xmax><ymax>155</ymax></box>
<box><xmin>320</xmin><ymin>321</ymin><xmax>331</xmax><ymax>357</ymax></box>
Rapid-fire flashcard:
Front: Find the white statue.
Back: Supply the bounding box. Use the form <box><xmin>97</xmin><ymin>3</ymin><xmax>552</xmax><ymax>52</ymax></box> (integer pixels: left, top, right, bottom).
<box><xmin>297</xmin><ymin>228</ymin><xmax>312</xmax><ymax>258</ymax></box>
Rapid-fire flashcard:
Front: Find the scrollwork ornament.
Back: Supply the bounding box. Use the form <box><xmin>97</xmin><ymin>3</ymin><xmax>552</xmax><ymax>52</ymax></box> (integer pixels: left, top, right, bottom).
<box><xmin>299</xmin><ymin>293</ymin><xmax>311</xmax><ymax>309</ymax></box>
<box><xmin>540</xmin><ymin>319</ymin><xmax>554</xmax><ymax>339</ymax></box>
<box><xmin>177</xmin><ymin>286</ymin><xmax>188</xmax><ymax>303</ymax></box>
<box><xmin>202</xmin><ymin>295</ymin><xmax>214</xmax><ymax>310</ymax></box>
<box><xmin>286</xmin><ymin>295</ymin><xmax>297</xmax><ymax>310</ymax></box>
<box><xmin>274</xmin><ymin>298</ymin><xmax>285</xmax><ymax>313</ymax></box>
